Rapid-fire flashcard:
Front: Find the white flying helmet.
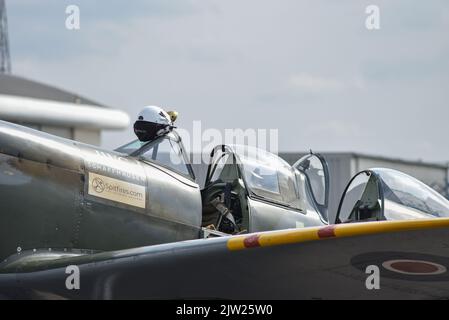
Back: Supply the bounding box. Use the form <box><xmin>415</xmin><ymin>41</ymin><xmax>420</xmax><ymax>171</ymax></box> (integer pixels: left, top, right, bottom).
<box><xmin>134</xmin><ymin>106</ymin><xmax>177</xmax><ymax>142</ymax></box>
<box><xmin>137</xmin><ymin>106</ymin><xmax>172</xmax><ymax>126</ymax></box>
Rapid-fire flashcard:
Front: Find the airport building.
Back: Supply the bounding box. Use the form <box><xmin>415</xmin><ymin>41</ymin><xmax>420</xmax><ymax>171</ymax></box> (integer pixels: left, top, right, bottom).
<box><xmin>0</xmin><ymin>73</ymin><xmax>130</xmax><ymax>146</ymax></box>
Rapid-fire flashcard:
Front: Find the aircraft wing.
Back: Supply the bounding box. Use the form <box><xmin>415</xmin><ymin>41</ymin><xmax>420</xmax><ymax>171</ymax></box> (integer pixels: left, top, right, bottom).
<box><xmin>1</xmin><ymin>218</ymin><xmax>449</xmax><ymax>299</ymax></box>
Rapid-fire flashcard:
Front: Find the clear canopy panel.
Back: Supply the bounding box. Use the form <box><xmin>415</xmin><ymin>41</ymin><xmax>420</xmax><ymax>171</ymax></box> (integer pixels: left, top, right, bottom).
<box><xmin>374</xmin><ymin>168</ymin><xmax>449</xmax><ymax>219</ymax></box>
<box><xmin>230</xmin><ymin>145</ymin><xmax>301</xmax><ymax>209</ymax></box>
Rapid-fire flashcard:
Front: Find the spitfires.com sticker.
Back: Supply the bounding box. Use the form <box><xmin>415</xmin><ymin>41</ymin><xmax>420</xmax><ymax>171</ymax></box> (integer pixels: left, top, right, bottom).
<box><xmin>88</xmin><ymin>172</ymin><xmax>146</xmax><ymax>209</ymax></box>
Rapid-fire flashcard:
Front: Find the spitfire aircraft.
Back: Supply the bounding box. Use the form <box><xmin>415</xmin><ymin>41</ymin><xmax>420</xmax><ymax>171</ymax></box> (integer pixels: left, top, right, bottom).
<box><xmin>1</xmin><ymin>111</ymin><xmax>449</xmax><ymax>299</ymax></box>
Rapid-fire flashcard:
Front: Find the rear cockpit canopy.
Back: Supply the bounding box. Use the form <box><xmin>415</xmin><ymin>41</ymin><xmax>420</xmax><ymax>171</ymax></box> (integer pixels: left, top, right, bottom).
<box><xmin>337</xmin><ymin>168</ymin><xmax>449</xmax><ymax>223</ymax></box>
<box><xmin>376</xmin><ymin>168</ymin><xmax>449</xmax><ymax>219</ymax></box>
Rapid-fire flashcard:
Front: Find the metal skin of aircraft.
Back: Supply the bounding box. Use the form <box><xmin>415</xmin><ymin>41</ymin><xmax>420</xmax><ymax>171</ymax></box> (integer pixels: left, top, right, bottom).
<box><xmin>1</xmin><ymin>119</ymin><xmax>449</xmax><ymax>299</ymax></box>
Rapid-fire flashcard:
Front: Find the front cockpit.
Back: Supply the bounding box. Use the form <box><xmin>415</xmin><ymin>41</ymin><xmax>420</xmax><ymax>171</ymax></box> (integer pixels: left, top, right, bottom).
<box><xmin>202</xmin><ymin>145</ymin><xmax>327</xmax><ymax>233</ymax></box>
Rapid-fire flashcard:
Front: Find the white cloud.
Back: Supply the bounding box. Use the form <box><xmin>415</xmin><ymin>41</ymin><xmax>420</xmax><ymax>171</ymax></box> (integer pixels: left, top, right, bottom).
<box><xmin>288</xmin><ymin>73</ymin><xmax>345</xmax><ymax>93</ymax></box>
<box><xmin>288</xmin><ymin>73</ymin><xmax>364</xmax><ymax>93</ymax></box>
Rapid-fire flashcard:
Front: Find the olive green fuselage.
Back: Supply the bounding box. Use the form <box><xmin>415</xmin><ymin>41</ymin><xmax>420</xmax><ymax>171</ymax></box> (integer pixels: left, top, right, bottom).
<box><xmin>0</xmin><ymin>121</ymin><xmax>202</xmax><ymax>262</ymax></box>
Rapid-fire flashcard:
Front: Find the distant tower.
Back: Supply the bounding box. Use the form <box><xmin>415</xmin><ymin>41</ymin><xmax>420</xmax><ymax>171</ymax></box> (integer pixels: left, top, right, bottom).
<box><xmin>0</xmin><ymin>0</ymin><xmax>11</xmax><ymax>74</ymax></box>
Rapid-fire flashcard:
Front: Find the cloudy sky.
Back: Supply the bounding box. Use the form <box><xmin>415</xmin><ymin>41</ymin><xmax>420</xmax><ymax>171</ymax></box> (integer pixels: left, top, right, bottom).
<box><xmin>6</xmin><ymin>0</ymin><xmax>449</xmax><ymax>162</ymax></box>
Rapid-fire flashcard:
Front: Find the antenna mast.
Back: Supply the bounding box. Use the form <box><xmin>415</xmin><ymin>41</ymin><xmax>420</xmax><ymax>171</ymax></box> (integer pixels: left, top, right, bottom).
<box><xmin>0</xmin><ymin>0</ymin><xmax>11</xmax><ymax>73</ymax></box>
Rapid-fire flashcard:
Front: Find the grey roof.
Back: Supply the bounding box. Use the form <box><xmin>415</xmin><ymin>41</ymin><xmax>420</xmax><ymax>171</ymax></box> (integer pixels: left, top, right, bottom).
<box><xmin>0</xmin><ymin>73</ymin><xmax>103</xmax><ymax>106</ymax></box>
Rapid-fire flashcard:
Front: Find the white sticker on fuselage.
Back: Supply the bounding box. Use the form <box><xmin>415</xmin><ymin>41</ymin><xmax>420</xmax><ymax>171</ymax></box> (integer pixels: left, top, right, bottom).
<box><xmin>295</xmin><ymin>221</ymin><xmax>305</xmax><ymax>228</ymax></box>
<box><xmin>88</xmin><ymin>172</ymin><xmax>146</xmax><ymax>209</ymax></box>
